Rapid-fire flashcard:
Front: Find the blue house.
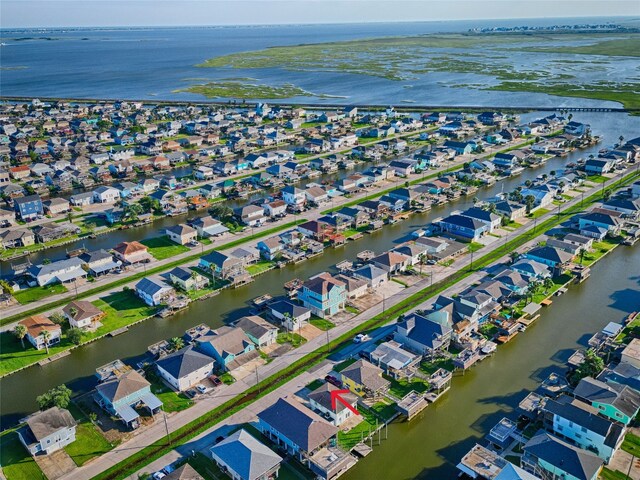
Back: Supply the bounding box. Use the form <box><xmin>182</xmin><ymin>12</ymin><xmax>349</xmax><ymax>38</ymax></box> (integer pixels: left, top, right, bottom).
<box><xmin>14</xmin><ymin>194</ymin><xmax>43</xmax><ymax>221</ymax></box>
<box><xmin>437</xmin><ymin>214</ymin><xmax>488</xmax><ymax>241</ymax></box>
<box><xmin>196</xmin><ymin>326</ymin><xmax>255</xmax><ymax>371</ymax></box>
<box><xmin>524</xmin><ymin>246</ymin><xmax>574</xmax><ymax>269</ymax></box>
<box><xmin>297</xmin><ymin>273</ymin><xmax>346</xmax><ymax>318</ymax></box>
<box><xmin>443</xmin><ymin>140</ymin><xmax>474</xmax><ymax>155</ymax></box>
<box><xmin>94</xmin><ymin>370</ymin><xmax>162</xmax><ymax>429</ymax></box>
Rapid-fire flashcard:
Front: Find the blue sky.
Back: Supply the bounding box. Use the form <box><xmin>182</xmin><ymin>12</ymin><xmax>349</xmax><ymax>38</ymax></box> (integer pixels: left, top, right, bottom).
<box><xmin>1</xmin><ymin>1</ymin><xmax>638</xmax><ymax>28</ymax></box>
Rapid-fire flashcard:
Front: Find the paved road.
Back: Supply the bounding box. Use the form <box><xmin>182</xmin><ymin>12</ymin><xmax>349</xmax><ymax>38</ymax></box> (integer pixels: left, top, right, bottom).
<box><xmin>0</xmin><ymin>133</ymin><xmax>522</xmax><ymax>329</ymax></box>
<box><xmin>57</xmin><ymin>165</ymin><xmax>633</xmax><ymax>480</ymax></box>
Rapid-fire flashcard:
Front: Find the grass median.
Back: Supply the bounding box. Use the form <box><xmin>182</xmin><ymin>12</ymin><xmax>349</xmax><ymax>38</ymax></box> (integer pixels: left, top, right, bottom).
<box><xmin>92</xmin><ymin>169</ymin><xmax>640</xmax><ymax>480</ymax></box>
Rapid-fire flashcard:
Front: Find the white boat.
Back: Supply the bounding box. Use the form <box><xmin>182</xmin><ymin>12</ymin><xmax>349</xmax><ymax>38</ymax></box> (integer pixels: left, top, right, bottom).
<box><xmin>481</xmin><ymin>342</ymin><xmax>497</xmax><ymax>355</ymax></box>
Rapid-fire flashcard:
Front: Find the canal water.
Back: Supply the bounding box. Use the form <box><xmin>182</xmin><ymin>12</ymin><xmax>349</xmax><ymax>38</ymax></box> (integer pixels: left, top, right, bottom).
<box><xmin>0</xmin><ymin>111</ymin><xmax>638</xmax><ymax>429</ymax></box>
<box><xmin>341</xmin><ymin>240</ymin><xmax>640</xmax><ymax>480</ymax></box>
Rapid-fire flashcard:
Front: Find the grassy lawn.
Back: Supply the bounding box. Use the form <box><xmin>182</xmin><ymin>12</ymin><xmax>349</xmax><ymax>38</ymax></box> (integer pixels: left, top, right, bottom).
<box><xmin>276</xmin><ymin>332</ymin><xmax>307</xmax><ymax>348</ymax></box>
<box><xmin>337</xmin><ymin>408</ymin><xmax>378</xmax><ymax>450</ymax></box>
<box><xmin>621</xmin><ymin>432</ymin><xmax>640</xmax><ymax>456</ymax></box>
<box><xmin>64</xmin><ymin>403</ymin><xmax>114</xmax><ymax>467</ymax></box>
<box><xmin>310</xmin><ymin>318</ymin><xmax>336</xmax><ymax>331</ymax></box>
<box><xmin>600</xmin><ymin>467</ymin><xmax>630</xmax><ymax>480</ymax></box>
<box><xmin>479</xmin><ymin>323</ymin><xmax>499</xmax><ymax>340</ymax></box>
<box><xmin>13</xmin><ymin>284</ymin><xmax>68</xmax><ymax>305</ymax></box>
<box><xmin>468</xmin><ymin>242</ymin><xmax>484</xmax><ymax>253</ymax></box>
<box><xmin>526</xmin><ymin>208</ymin><xmax>550</xmax><ymax>220</ymax></box>
<box><xmin>333</xmin><ymin>358</ymin><xmax>357</xmax><ymax>372</ymax></box>
<box><xmin>141</xmin><ymin>236</ymin><xmax>190</xmax><ymax>260</ymax></box>
<box><xmin>370</xmin><ymin>400</ymin><xmax>398</xmax><ymax>422</ymax></box>
<box><xmin>529</xmin><ymin>274</ymin><xmax>573</xmax><ymax>304</ymax></box>
<box><xmin>146</xmin><ymin>372</ymin><xmax>193</xmax><ymax>413</ymax></box>
<box><xmin>419</xmin><ymin>357</ymin><xmax>455</xmax><ymax>375</ymax></box>
<box><xmin>246</xmin><ymin>260</ymin><xmax>275</xmax><ymax>276</ymax></box>
<box><xmin>219</xmin><ymin>372</ymin><xmax>236</xmax><ymax>385</ymax></box>
<box><xmin>0</xmin><ymin>429</ymin><xmax>45</xmax><ymax>480</ymax></box>
<box><xmin>385</xmin><ymin>375</ymin><xmax>430</xmax><ymax>398</ymax></box>
<box><xmin>586</xmin><ymin>174</ymin><xmax>609</xmax><ymax>183</ymax></box>
<box><xmin>306</xmin><ymin>379</ymin><xmax>325</xmax><ymax>391</ymax></box>
<box><xmin>345</xmin><ymin>305</ymin><xmax>360</xmax><ymax>315</ymax></box>
<box><xmin>581</xmin><ymin>238</ymin><xmax>619</xmax><ymax>266</ymax></box>
<box><xmin>616</xmin><ymin>313</ymin><xmax>640</xmax><ymax>344</ymax></box>
<box><xmin>1</xmin><ymin>290</ymin><xmax>156</xmax><ymax>377</ymax></box>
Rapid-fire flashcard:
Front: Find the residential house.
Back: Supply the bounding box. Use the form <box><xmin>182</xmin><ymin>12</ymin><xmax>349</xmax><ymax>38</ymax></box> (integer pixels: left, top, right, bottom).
<box><xmin>166</xmin><ymin>224</ymin><xmax>197</xmax><ymax>245</ymax></box>
<box><xmin>19</xmin><ymin>315</ymin><xmax>62</xmax><ymax>350</ymax></box>
<box><xmin>542</xmin><ymin>395</ymin><xmax>625</xmax><ymax>462</ymax></box>
<box><xmin>168</xmin><ymin>266</ymin><xmax>209</xmax><ymax>291</ymax></box>
<box><xmin>524</xmin><ymin>246</ymin><xmax>574</xmax><ymax>271</ymax></box>
<box><xmin>602</xmin><ymin>198</ymin><xmax>640</xmax><ymax>219</ymax></box>
<box><xmin>113</xmin><ymin>241</ymin><xmax>151</xmax><ymax>265</ymax></box>
<box><xmin>257</xmin><ymin>236</ymin><xmax>285</xmax><ymax>261</ymax></box>
<box><xmin>79</xmin><ymin>249</ymin><xmax>121</xmax><ymax>276</ymax></box>
<box><xmin>297</xmin><ymin>273</ymin><xmax>347</xmax><ymax>318</ymax></box>
<box><xmin>511</xmin><ymin>258</ymin><xmax>552</xmax><ymax>281</ymax></box>
<box><xmin>93</xmin><ymin>186</ymin><xmax>120</xmax><ymax>204</ymax></box>
<box><xmin>62</xmin><ymin>300</ymin><xmax>105</xmax><ymax>329</ymax></box>
<box><xmin>394</xmin><ymin>313</ymin><xmax>453</xmax><ymax>356</ymax></box>
<box><xmin>43</xmin><ymin>197</ymin><xmax>70</xmax><ymax>215</ymax></box>
<box><xmin>264</xmin><ymin>199</ymin><xmax>287</xmax><ymax>218</ymax></box>
<box><xmin>351</xmin><ymin>264</ymin><xmax>388</xmax><ymax>288</ymax></box>
<box><xmin>236</xmin><ymin>205</ymin><xmax>266</xmax><ymax>227</ymax></box>
<box><xmin>135</xmin><ymin>278</ymin><xmax>175</xmax><ymax>306</ymax></box>
<box><xmin>94</xmin><ymin>370</ymin><xmax>162</xmax><ymax>429</ymax></box>
<box><xmin>199</xmin><ymin>251</ymin><xmax>245</xmax><ymax>279</ymax></box>
<box><xmin>367</xmin><ymin>340</ymin><xmax>420</xmax><ymax>379</ymax></box>
<box><xmin>574</xmin><ymin>377</ymin><xmax>640</xmax><ymax>426</ymax></box>
<box><xmin>14</xmin><ymin>194</ymin><xmax>43</xmax><ymax>221</ymax></box>
<box><xmin>339</xmin><ymin>359</ymin><xmax>390</xmax><ymax>398</ymax></box>
<box><xmin>156</xmin><ymin>346</ymin><xmax>215</xmax><ymax>391</ymax></box>
<box><xmin>334</xmin><ymin>274</ymin><xmax>368</xmax><ymax>299</ymax></box>
<box><xmin>371</xmin><ymin>251</ymin><xmax>410</xmax><ymax>274</ymax></box>
<box><xmin>269</xmin><ymin>301</ymin><xmax>312</xmax><ymax>331</ymax></box>
<box><xmin>18</xmin><ymin>407</ymin><xmax>76</xmax><ymax>456</ymax></box>
<box><xmin>282</xmin><ymin>185</ymin><xmax>306</xmax><ymax>208</ymax></box>
<box><xmin>308</xmin><ymin>383</ymin><xmax>359</xmax><ymax>427</ymax></box>
<box><xmin>522</xmin><ymin>432</ymin><xmax>603</xmax><ymax>480</ymax></box>
<box><xmin>190</xmin><ymin>216</ymin><xmax>229</xmax><ymax>238</ymax></box>
<box><xmin>585</xmin><ymin>159</ymin><xmax>614</xmax><ymax>175</ymax></box>
<box><xmin>196</xmin><ymin>326</ymin><xmax>256</xmax><ymax>371</ymax></box>
<box><xmin>235</xmin><ymin>315</ymin><xmax>278</xmax><ymax>348</ymax></box>
<box><xmin>461</xmin><ymin>207</ymin><xmax>501</xmax><ymax>232</ymax></box>
<box><xmin>28</xmin><ymin>257</ymin><xmax>87</xmax><ymax>286</ymax></box>
<box><xmin>0</xmin><ymin>228</ymin><xmax>36</xmax><ymax>249</ymax></box>
<box><xmin>578</xmin><ymin>212</ymin><xmax>622</xmax><ymax>236</ymax></box>
<box><xmin>437</xmin><ymin>214</ymin><xmax>488</xmax><ymax>241</ymax></box>
<box><xmin>521</xmin><ymin>188</ymin><xmax>553</xmax><ymax>209</ymax></box>
<box><xmin>69</xmin><ymin>192</ymin><xmax>94</xmax><ymax>207</ymax></box>
<box><xmin>210</xmin><ymin>429</ymin><xmax>282</xmax><ymax>480</ymax></box>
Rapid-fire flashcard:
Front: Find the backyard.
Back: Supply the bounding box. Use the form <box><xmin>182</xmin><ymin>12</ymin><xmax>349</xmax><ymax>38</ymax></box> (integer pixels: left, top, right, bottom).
<box><xmin>246</xmin><ymin>259</ymin><xmax>275</xmax><ymax>276</ymax></box>
<box><xmin>337</xmin><ymin>408</ymin><xmax>378</xmax><ymax>450</ymax></box>
<box><xmin>385</xmin><ymin>375</ymin><xmax>430</xmax><ymax>398</ymax></box>
<box><xmin>64</xmin><ymin>403</ymin><xmax>114</xmax><ymax>467</ymax></box>
<box><xmin>0</xmin><ymin>429</ymin><xmax>45</xmax><ymax>480</ymax></box>
<box><xmin>141</xmin><ymin>236</ymin><xmax>190</xmax><ymax>260</ymax></box>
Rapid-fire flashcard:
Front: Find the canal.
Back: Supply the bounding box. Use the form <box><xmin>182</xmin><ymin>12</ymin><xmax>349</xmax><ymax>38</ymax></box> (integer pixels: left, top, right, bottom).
<box><xmin>0</xmin><ymin>111</ymin><xmax>638</xmax><ymax>429</ymax></box>
<box><xmin>341</xmin><ymin>237</ymin><xmax>640</xmax><ymax>480</ymax></box>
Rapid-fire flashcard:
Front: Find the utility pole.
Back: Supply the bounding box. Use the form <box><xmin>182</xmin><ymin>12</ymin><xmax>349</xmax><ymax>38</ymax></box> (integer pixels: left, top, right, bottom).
<box><xmin>163</xmin><ymin>408</ymin><xmax>171</xmax><ymax>446</ymax></box>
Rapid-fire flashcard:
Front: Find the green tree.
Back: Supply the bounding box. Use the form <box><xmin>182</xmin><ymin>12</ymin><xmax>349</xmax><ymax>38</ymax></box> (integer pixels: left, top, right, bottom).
<box><xmin>139</xmin><ymin>196</ymin><xmax>162</xmax><ymax>214</ymax></box>
<box><xmin>168</xmin><ymin>337</ymin><xmax>185</xmax><ymax>352</ymax></box>
<box><xmin>49</xmin><ymin>312</ymin><xmax>66</xmax><ymax>325</ymax></box>
<box><xmin>524</xmin><ymin>195</ymin><xmax>536</xmax><ymax>215</ymax></box>
<box><xmin>40</xmin><ymin>330</ymin><xmax>52</xmax><ymax>354</ymax></box>
<box><xmin>67</xmin><ymin>328</ymin><xmax>84</xmax><ymax>345</ymax></box>
<box><xmin>572</xmin><ymin>349</ymin><xmax>605</xmax><ymax>384</ymax></box>
<box><xmin>14</xmin><ymin>323</ymin><xmax>28</xmax><ymax>349</ymax></box>
<box><xmin>36</xmin><ymin>385</ymin><xmax>72</xmax><ymax>410</ymax></box>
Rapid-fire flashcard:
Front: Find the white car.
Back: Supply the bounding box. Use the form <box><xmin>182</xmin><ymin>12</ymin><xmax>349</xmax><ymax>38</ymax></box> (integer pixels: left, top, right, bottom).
<box><xmin>353</xmin><ymin>334</ymin><xmax>369</xmax><ymax>344</ymax></box>
<box><xmin>196</xmin><ymin>384</ymin><xmax>208</xmax><ymax>394</ymax></box>
<box><xmin>152</xmin><ymin>472</ymin><xmax>166</xmax><ymax>480</ymax></box>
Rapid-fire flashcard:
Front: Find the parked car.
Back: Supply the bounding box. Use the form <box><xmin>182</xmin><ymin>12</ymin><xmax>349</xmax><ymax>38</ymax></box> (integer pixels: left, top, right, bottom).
<box><xmin>196</xmin><ymin>384</ymin><xmax>208</xmax><ymax>394</ymax></box>
<box><xmin>209</xmin><ymin>375</ymin><xmax>222</xmax><ymax>387</ymax></box>
<box><xmin>325</xmin><ymin>375</ymin><xmax>342</xmax><ymax>387</ymax></box>
<box><xmin>152</xmin><ymin>472</ymin><xmax>166</xmax><ymax>480</ymax></box>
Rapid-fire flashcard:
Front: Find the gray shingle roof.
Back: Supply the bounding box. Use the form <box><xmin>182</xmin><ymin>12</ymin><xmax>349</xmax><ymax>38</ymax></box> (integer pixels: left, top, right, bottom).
<box><xmin>156</xmin><ymin>346</ymin><xmax>214</xmax><ymax>380</ymax></box>
<box><xmin>26</xmin><ymin>407</ymin><xmax>76</xmax><ymax>441</ymax></box>
<box><xmin>210</xmin><ymin>429</ymin><xmax>282</xmax><ymax>480</ymax></box>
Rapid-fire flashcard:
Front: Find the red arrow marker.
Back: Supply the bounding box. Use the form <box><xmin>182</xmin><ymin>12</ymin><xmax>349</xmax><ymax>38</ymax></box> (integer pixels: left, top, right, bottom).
<box><xmin>330</xmin><ymin>389</ymin><xmax>360</xmax><ymax>416</ymax></box>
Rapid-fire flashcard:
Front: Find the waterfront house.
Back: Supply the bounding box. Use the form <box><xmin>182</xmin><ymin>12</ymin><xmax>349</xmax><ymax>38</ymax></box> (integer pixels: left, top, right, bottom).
<box><xmin>94</xmin><ymin>370</ymin><xmax>162</xmax><ymax>429</ymax></box>
<box><xmin>437</xmin><ymin>214</ymin><xmax>488</xmax><ymax>242</ymax></box>
<box><xmin>562</xmin><ymin>234</ymin><xmax>594</xmax><ymax>251</ymax></box>
<box><xmin>394</xmin><ymin>313</ymin><xmax>452</xmax><ymax>356</ymax></box>
<box><xmin>113</xmin><ymin>241</ymin><xmax>151</xmax><ymax>265</ymax></box>
<box><xmin>18</xmin><ymin>407</ymin><xmax>76</xmax><ymax>456</ymax></box>
<box><xmin>210</xmin><ymin>429</ymin><xmax>282</xmax><ymax>480</ymax></box>
<box><xmin>524</xmin><ymin>246</ymin><xmax>574</xmax><ymax>270</ymax></box>
<box><xmin>257</xmin><ymin>236</ymin><xmax>285</xmax><ymax>261</ymax></box>
<box><xmin>69</xmin><ymin>191</ymin><xmax>94</xmax><ymax>207</ymax></box>
<box><xmin>196</xmin><ymin>326</ymin><xmax>256</xmax><ymax>371</ymax></box>
<box><xmin>461</xmin><ymin>207</ymin><xmax>501</xmax><ymax>232</ymax></box>
<box><xmin>194</xmin><ymin>165</ymin><xmax>214</xmax><ymax>181</ymax></box>
<box><xmin>269</xmin><ymin>300</ymin><xmax>311</xmax><ymax>331</ymax></box>
<box><xmin>351</xmin><ymin>264</ymin><xmax>388</xmax><ymax>288</ymax></box>
<box><xmin>282</xmin><ymin>185</ymin><xmax>306</xmax><ymax>207</ymax></box>
<box><xmin>521</xmin><ymin>188</ymin><xmax>553</xmax><ymax>209</ymax></box>
<box><xmin>602</xmin><ymin>198</ymin><xmax>640</xmax><ymax>219</ymax></box>
<box><xmin>578</xmin><ymin>212</ymin><xmax>622</xmax><ymax>236</ymax></box>
<box><xmin>542</xmin><ymin>395</ymin><xmax>625</xmax><ymax>462</ymax></box>
<box><xmin>584</xmin><ymin>158</ymin><xmax>613</xmax><ymax>175</ymax></box>
<box><xmin>334</xmin><ymin>274</ymin><xmax>368</xmax><ymax>299</ymax></box>
<box><xmin>93</xmin><ymin>186</ymin><xmax>120</xmax><ymax>204</ymax></box>
<box><xmin>79</xmin><ymin>249</ymin><xmax>122</xmax><ymax>276</ymax></box>
<box><xmin>371</xmin><ymin>251</ymin><xmax>410</xmax><ymax>274</ymax></box>
<box><xmin>257</xmin><ymin>397</ymin><xmax>338</xmax><ymax>461</ymax></box>
<box><xmin>573</xmin><ymin>377</ymin><xmax>640</xmax><ymax>426</ymax></box>
<box><xmin>620</xmin><ymin>339</ymin><xmax>640</xmax><ymax>370</ymax></box>
<box><xmin>135</xmin><ymin>277</ymin><xmax>175</xmax><ymax>306</ymax></box>
<box><xmin>494</xmin><ymin>200</ymin><xmax>527</xmax><ymax>221</ymax></box>
<box><xmin>235</xmin><ymin>315</ymin><xmax>278</xmax><ymax>348</ymax></box>
<box><xmin>43</xmin><ymin>197</ymin><xmax>71</xmax><ymax>215</ymax></box>
<box><xmin>493</xmin><ymin>269</ymin><xmax>529</xmax><ymax>295</ymax></box>
<box><xmin>367</xmin><ymin>340</ymin><xmax>419</xmax><ymax>379</ymax></box>
<box><xmin>340</xmin><ymin>359</ymin><xmax>390</xmax><ymax>398</ymax></box>
<box><xmin>297</xmin><ymin>220</ymin><xmax>333</xmax><ymax>241</ymax></box>
<box><xmin>190</xmin><ymin>216</ymin><xmax>229</xmax><ymax>238</ymax></box>
<box><xmin>156</xmin><ymin>346</ymin><xmax>215</xmax><ymax>391</ymax></box>
<box><xmin>14</xmin><ymin>194</ymin><xmax>43</xmax><ymax>221</ymax></box>
<box><xmin>168</xmin><ymin>266</ymin><xmax>209</xmax><ymax>291</ymax></box>
<box><xmin>522</xmin><ymin>432</ymin><xmax>603</xmax><ymax>480</ymax></box>
<box><xmin>0</xmin><ymin>228</ymin><xmax>35</xmax><ymax>249</ymax></box>
<box><xmin>28</xmin><ymin>257</ymin><xmax>87</xmax><ymax>286</ymax></box>
<box><xmin>199</xmin><ymin>183</ymin><xmax>222</xmax><ymax>200</ymax></box>
<box><xmin>19</xmin><ymin>315</ymin><xmax>62</xmax><ymax>350</ymax></box>
<box><xmin>510</xmin><ymin>258</ymin><xmax>552</xmax><ymax>281</ymax></box>
<box><xmin>63</xmin><ymin>300</ymin><xmax>105</xmax><ymax>329</ymax></box>
<box><xmin>264</xmin><ymin>199</ymin><xmax>287</xmax><ymax>218</ymax></box>
<box><xmin>236</xmin><ymin>204</ymin><xmax>266</xmax><ymax>227</ymax></box>
<box><xmin>199</xmin><ymin>251</ymin><xmax>245</xmax><ymax>279</ymax></box>
<box><xmin>297</xmin><ymin>272</ymin><xmax>346</xmax><ymax>318</ymax></box>
<box><xmin>166</xmin><ymin>224</ymin><xmax>197</xmax><ymax>245</ymax></box>
<box><xmin>308</xmin><ymin>383</ymin><xmax>359</xmax><ymax>427</ymax></box>
<box><xmin>163</xmin><ymin>465</ymin><xmax>204</xmax><ymax>480</ymax></box>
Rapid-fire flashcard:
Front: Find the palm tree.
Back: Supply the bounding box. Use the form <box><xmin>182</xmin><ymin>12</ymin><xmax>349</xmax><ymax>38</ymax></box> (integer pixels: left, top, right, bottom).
<box><xmin>190</xmin><ymin>271</ymin><xmax>200</xmax><ymax>291</ymax></box>
<box><xmin>543</xmin><ymin>277</ymin><xmax>554</xmax><ymax>293</ymax></box>
<box><xmin>168</xmin><ymin>337</ymin><xmax>184</xmax><ymax>352</ymax></box>
<box><xmin>472</xmin><ymin>196</ymin><xmax>479</xmax><ymax>205</ymax></box>
<box><xmin>14</xmin><ymin>324</ymin><xmax>27</xmax><ymax>349</ymax></box>
<box><xmin>40</xmin><ymin>330</ymin><xmax>52</xmax><ymax>354</ymax></box>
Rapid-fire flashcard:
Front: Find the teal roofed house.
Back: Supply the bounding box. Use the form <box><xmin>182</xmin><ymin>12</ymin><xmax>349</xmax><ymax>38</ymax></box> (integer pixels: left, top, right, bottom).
<box><xmin>94</xmin><ymin>370</ymin><xmax>162</xmax><ymax>429</ymax></box>
<box><xmin>297</xmin><ymin>272</ymin><xmax>346</xmax><ymax>319</ymax></box>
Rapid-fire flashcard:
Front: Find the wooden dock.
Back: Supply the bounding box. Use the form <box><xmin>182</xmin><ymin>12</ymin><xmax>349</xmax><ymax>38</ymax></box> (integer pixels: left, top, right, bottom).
<box><xmin>109</xmin><ymin>327</ymin><xmax>129</xmax><ymax>337</ymax></box>
<box><xmin>38</xmin><ymin>350</ymin><xmax>71</xmax><ymax>366</ymax></box>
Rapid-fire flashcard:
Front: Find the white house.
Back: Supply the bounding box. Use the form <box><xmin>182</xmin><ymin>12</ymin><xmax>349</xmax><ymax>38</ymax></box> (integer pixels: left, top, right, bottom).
<box><xmin>308</xmin><ymin>383</ymin><xmax>359</xmax><ymax>427</ymax></box>
<box><xmin>93</xmin><ymin>186</ymin><xmax>120</xmax><ymax>204</ymax></box>
<box><xmin>18</xmin><ymin>407</ymin><xmax>76</xmax><ymax>456</ymax></box>
<box><xmin>156</xmin><ymin>346</ymin><xmax>215</xmax><ymax>391</ymax></box>
<box><xmin>135</xmin><ymin>278</ymin><xmax>175</xmax><ymax>306</ymax></box>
